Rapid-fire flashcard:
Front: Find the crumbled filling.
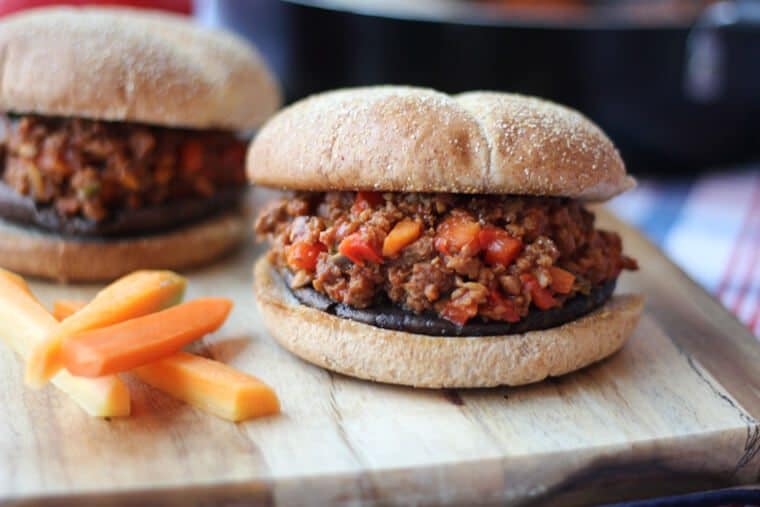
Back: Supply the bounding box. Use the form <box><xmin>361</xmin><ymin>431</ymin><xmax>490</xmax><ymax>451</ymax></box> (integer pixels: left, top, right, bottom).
<box><xmin>0</xmin><ymin>114</ymin><xmax>246</xmax><ymax>221</ymax></box>
<box><xmin>255</xmin><ymin>191</ymin><xmax>638</xmax><ymax>326</ymax></box>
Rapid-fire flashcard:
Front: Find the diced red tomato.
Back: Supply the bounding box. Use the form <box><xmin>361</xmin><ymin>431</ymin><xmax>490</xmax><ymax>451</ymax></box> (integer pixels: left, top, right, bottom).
<box><xmin>487</xmin><ymin>289</ymin><xmax>521</xmax><ymax>323</ymax></box>
<box><xmin>434</xmin><ymin>214</ymin><xmax>481</xmax><ymax>255</ymax></box>
<box><xmin>286</xmin><ymin>241</ymin><xmax>326</xmax><ymax>271</ymax></box>
<box><xmin>549</xmin><ymin>266</ymin><xmax>576</xmax><ymax>294</ymax></box>
<box><xmin>339</xmin><ymin>232</ymin><xmax>383</xmax><ymax>266</ymax></box>
<box><xmin>441</xmin><ymin>299</ymin><xmax>478</xmax><ymax>326</ymax></box>
<box><xmin>520</xmin><ymin>274</ymin><xmax>558</xmax><ymax>310</ymax></box>
<box><xmin>351</xmin><ymin>191</ymin><xmax>384</xmax><ymax>213</ymax></box>
<box><xmin>478</xmin><ymin>227</ymin><xmax>523</xmax><ymax>267</ymax></box>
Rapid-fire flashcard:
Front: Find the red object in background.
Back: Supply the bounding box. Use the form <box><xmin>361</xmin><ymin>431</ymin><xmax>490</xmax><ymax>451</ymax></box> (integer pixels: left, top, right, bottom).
<box><xmin>0</xmin><ymin>0</ymin><xmax>191</xmax><ymax>17</ymax></box>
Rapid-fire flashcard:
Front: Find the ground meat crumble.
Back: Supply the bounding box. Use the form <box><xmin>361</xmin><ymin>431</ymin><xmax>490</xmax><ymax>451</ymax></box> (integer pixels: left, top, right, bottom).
<box><xmin>0</xmin><ymin>114</ymin><xmax>246</xmax><ymax>222</ymax></box>
<box><xmin>255</xmin><ymin>191</ymin><xmax>638</xmax><ymax>326</ymax></box>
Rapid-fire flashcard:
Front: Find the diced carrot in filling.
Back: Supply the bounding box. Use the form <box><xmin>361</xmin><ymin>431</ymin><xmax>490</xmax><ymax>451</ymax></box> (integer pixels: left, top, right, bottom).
<box><xmin>382</xmin><ymin>219</ymin><xmax>423</xmax><ymax>257</ymax></box>
<box><xmin>339</xmin><ymin>232</ymin><xmax>384</xmax><ymax>265</ymax></box>
<box><xmin>352</xmin><ymin>191</ymin><xmax>384</xmax><ymax>213</ymax></box>
<box><xmin>521</xmin><ymin>274</ymin><xmax>558</xmax><ymax>310</ymax></box>
<box><xmin>287</xmin><ymin>241</ymin><xmax>326</xmax><ymax>271</ymax></box>
<box><xmin>549</xmin><ymin>266</ymin><xmax>576</xmax><ymax>294</ymax></box>
<box><xmin>478</xmin><ymin>226</ymin><xmax>523</xmax><ymax>267</ymax></box>
<box><xmin>434</xmin><ymin>213</ymin><xmax>481</xmax><ymax>255</ymax></box>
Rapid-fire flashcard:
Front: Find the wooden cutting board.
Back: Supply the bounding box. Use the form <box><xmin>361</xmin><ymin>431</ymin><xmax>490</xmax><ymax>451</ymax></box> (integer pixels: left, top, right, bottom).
<box><xmin>1</xmin><ymin>198</ymin><xmax>758</xmax><ymax>507</ymax></box>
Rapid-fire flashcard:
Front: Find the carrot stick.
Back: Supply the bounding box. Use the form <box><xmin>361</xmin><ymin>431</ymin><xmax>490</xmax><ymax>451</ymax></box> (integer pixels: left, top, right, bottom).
<box><xmin>62</xmin><ymin>298</ymin><xmax>233</xmax><ymax>377</ymax></box>
<box><xmin>52</xmin><ymin>300</ymin><xmax>86</xmax><ymax>321</ymax></box>
<box><xmin>2</xmin><ymin>269</ymin><xmax>35</xmax><ymax>297</ymax></box>
<box><xmin>52</xmin><ymin>300</ymin><xmax>87</xmax><ymax>320</ymax></box>
<box><xmin>55</xmin><ymin>299</ymin><xmax>279</xmax><ymax>422</ymax></box>
<box><xmin>134</xmin><ymin>352</ymin><xmax>280</xmax><ymax>422</ymax></box>
<box><xmin>0</xmin><ymin>270</ymin><xmax>130</xmax><ymax>417</ymax></box>
<box><xmin>26</xmin><ymin>270</ymin><xmax>187</xmax><ymax>388</ymax></box>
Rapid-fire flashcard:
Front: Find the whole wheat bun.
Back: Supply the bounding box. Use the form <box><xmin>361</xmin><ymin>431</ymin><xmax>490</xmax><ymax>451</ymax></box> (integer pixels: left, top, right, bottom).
<box><xmin>248</xmin><ymin>86</ymin><xmax>634</xmax><ymax>200</ymax></box>
<box><xmin>254</xmin><ymin>258</ymin><xmax>644</xmax><ymax>388</ymax></box>
<box><xmin>0</xmin><ymin>7</ymin><xmax>281</xmax><ymax>130</ymax></box>
<box><xmin>0</xmin><ymin>213</ymin><xmax>245</xmax><ymax>283</ymax></box>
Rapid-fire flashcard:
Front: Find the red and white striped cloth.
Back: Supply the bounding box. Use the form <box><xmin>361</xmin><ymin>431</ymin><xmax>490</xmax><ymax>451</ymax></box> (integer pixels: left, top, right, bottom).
<box><xmin>608</xmin><ymin>168</ymin><xmax>760</xmax><ymax>338</ymax></box>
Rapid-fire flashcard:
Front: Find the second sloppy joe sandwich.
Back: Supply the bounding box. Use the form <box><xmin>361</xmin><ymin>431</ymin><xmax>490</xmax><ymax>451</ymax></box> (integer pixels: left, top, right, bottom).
<box><xmin>250</xmin><ymin>86</ymin><xmax>643</xmax><ymax>388</ymax></box>
<box><xmin>0</xmin><ymin>7</ymin><xmax>281</xmax><ymax>281</ymax></box>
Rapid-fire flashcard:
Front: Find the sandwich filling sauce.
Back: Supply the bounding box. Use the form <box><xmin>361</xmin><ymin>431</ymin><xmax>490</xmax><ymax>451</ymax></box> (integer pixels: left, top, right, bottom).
<box><xmin>255</xmin><ymin>191</ymin><xmax>638</xmax><ymax>329</ymax></box>
<box><xmin>0</xmin><ymin>114</ymin><xmax>246</xmax><ymax>233</ymax></box>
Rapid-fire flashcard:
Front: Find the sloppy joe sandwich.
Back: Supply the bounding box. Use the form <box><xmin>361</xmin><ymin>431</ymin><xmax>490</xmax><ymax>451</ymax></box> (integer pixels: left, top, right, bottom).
<box><xmin>250</xmin><ymin>86</ymin><xmax>643</xmax><ymax>388</ymax></box>
<box><xmin>0</xmin><ymin>7</ymin><xmax>281</xmax><ymax>281</ymax></box>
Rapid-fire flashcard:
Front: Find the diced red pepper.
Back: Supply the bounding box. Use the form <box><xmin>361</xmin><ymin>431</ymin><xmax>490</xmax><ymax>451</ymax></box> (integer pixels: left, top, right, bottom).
<box><xmin>549</xmin><ymin>266</ymin><xmax>576</xmax><ymax>294</ymax></box>
<box><xmin>441</xmin><ymin>299</ymin><xmax>478</xmax><ymax>326</ymax></box>
<box><xmin>339</xmin><ymin>232</ymin><xmax>383</xmax><ymax>266</ymax></box>
<box><xmin>434</xmin><ymin>214</ymin><xmax>481</xmax><ymax>255</ymax></box>
<box><xmin>487</xmin><ymin>289</ymin><xmax>521</xmax><ymax>323</ymax></box>
<box><xmin>520</xmin><ymin>274</ymin><xmax>558</xmax><ymax>310</ymax></box>
<box><xmin>352</xmin><ymin>191</ymin><xmax>384</xmax><ymax>213</ymax></box>
<box><xmin>478</xmin><ymin>226</ymin><xmax>523</xmax><ymax>267</ymax></box>
<box><xmin>181</xmin><ymin>140</ymin><xmax>204</xmax><ymax>173</ymax></box>
<box><xmin>286</xmin><ymin>241</ymin><xmax>326</xmax><ymax>271</ymax></box>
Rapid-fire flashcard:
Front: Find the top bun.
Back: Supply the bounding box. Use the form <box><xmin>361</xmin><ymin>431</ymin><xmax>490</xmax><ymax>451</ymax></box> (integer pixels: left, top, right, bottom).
<box><xmin>0</xmin><ymin>7</ymin><xmax>281</xmax><ymax>131</ymax></box>
<box><xmin>247</xmin><ymin>86</ymin><xmax>633</xmax><ymax>200</ymax></box>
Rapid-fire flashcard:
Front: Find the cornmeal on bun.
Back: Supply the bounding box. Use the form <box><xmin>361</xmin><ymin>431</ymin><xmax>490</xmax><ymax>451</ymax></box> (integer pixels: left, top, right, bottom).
<box><xmin>0</xmin><ymin>7</ymin><xmax>281</xmax><ymax>281</ymax></box>
<box><xmin>250</xmin><ymin>86</ymin><xmax>642</xmax><ymax>388</ymax></box>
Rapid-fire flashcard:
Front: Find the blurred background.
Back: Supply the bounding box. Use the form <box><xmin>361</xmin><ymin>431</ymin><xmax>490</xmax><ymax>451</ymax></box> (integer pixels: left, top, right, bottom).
<box><xmin>195</xmin><ymin>0</ymin><xmax>760</xmax><ymax>175</ymax></box>
<box><xmin>1</xmin><ymin>0</ymin><xmax>757</xmax><ymax>334</ymax></box>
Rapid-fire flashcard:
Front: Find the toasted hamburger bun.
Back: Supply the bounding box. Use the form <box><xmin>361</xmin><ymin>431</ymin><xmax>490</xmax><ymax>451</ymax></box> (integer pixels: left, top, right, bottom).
<box><xmin>0</xmin><ymin>7</ymin><xmax>281</xmax><ymax>130</ymax></box>
<box><xmin>248</xmin><ymin>86</ymin><xmax>633</xmax><ymax>200</ymax></box>
<box><xmin>249</xmin><ymin>88</ymin><xmax>642</xmax><ymax>387</ymax></box>
<box><xmin>0</xmin><ymin>213</ymin><xmax>245</xmax><ymax>283</ymax></box>
<box><xmin>254</xmin><ymin>258</ymin><xmax>644</xmax><ymax>388</ymax></box>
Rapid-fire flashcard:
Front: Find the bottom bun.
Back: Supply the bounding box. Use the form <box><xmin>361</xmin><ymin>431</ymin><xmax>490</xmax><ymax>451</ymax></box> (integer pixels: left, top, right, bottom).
<box><xmin>254</xmin><ymin>258</ymin><xmax>644</xmax><ymax>388</ymax></box>
<box><xmin>0</xmin><ymin>213</ymin><xmax>246</xmax><ymax>283</ymax></box>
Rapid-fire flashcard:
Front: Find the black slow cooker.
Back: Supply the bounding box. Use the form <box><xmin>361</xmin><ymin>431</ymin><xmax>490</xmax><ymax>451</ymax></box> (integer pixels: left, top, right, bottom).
<box><xmin>197</xmin><ymin>0</ymin><xmax>760</xmax><ymax>174</ymax></box>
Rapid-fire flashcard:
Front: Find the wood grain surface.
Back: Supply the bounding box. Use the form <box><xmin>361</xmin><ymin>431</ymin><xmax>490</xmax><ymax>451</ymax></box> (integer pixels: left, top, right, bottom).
<box><xmin>0</xmin><ymin>192</ymin><xmax>758</xmax><ymax>506</ymax></box>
